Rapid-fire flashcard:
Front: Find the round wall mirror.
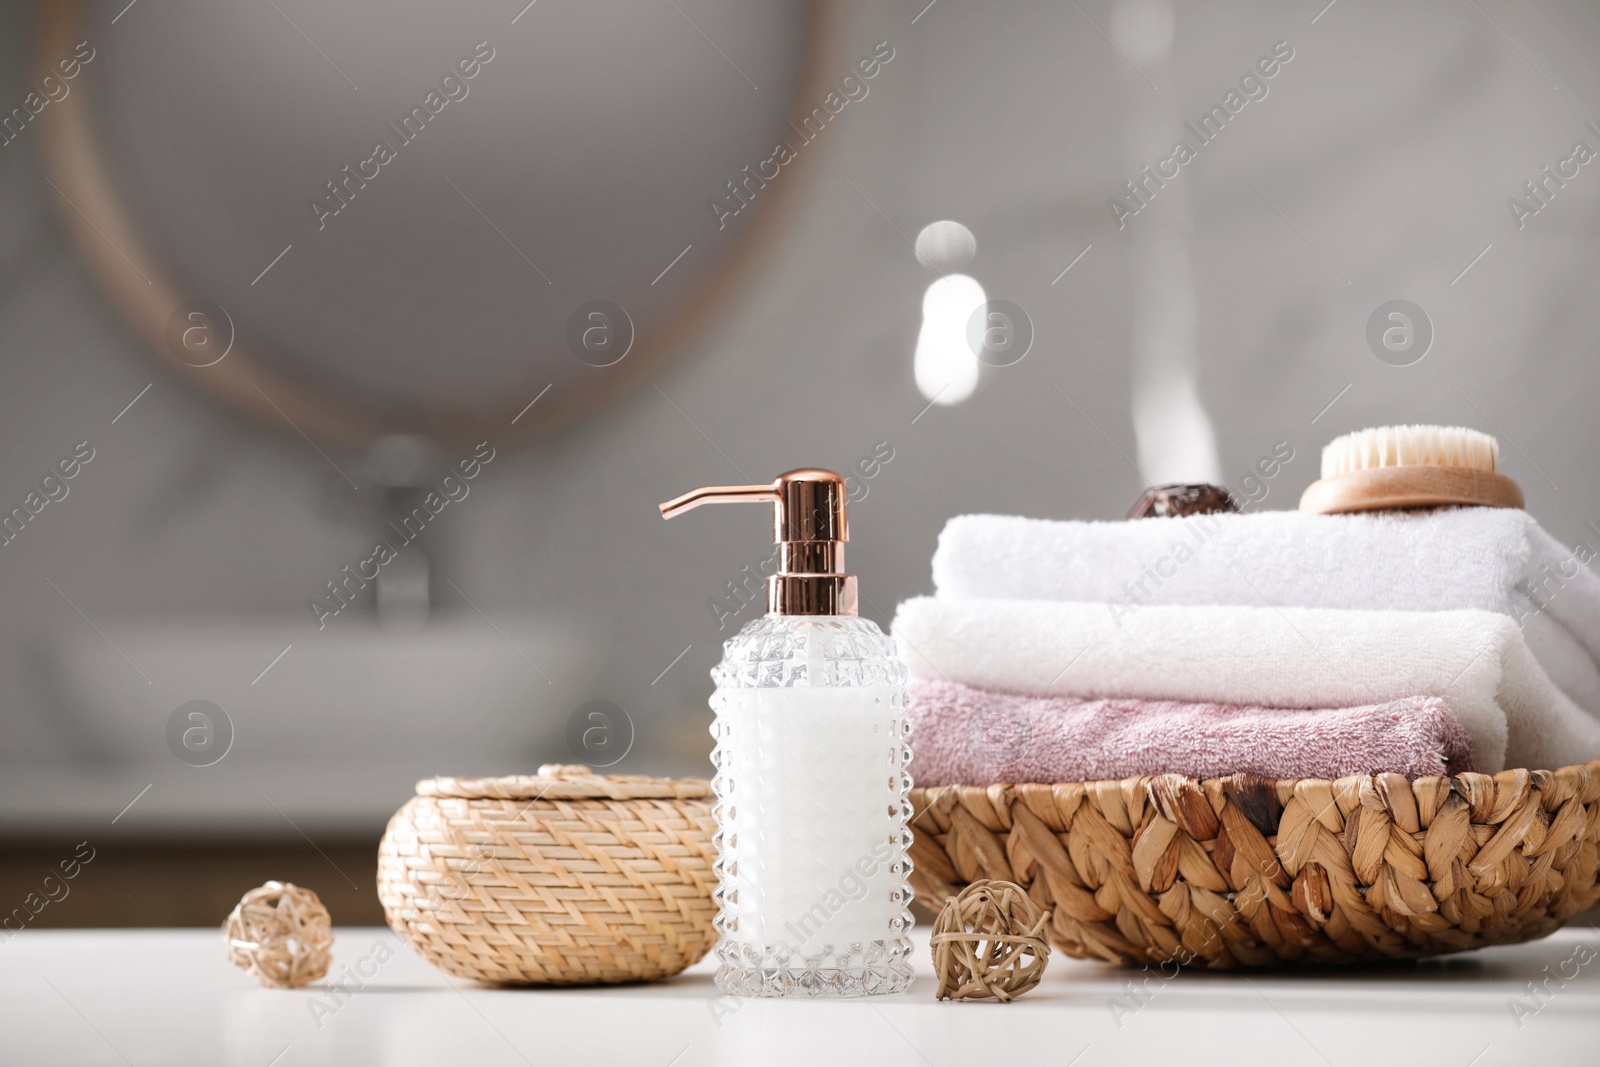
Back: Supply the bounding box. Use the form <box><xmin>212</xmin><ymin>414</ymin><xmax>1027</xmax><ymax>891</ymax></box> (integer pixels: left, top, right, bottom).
<box><xmin>35</xmin><ymin>0</ymin><xmax>827</xmax><ymax>444</ymax></box>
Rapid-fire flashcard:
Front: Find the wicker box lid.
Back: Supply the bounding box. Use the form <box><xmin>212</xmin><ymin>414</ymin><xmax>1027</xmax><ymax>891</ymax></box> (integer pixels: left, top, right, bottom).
<box><xmin>414</xmin><ymin>763</ymin><xmax>712</xmax><ymax>801</ymax></box>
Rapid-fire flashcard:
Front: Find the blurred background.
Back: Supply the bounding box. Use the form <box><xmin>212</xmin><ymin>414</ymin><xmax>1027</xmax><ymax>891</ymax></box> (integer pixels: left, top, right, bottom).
<box><xmin>2</xmin><ymin>0</ymin><xmax>1598</xmax><ymax>925</ymax></box>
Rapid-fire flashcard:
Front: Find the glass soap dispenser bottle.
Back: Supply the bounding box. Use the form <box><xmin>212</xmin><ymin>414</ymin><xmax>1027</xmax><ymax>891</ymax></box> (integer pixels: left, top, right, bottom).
<box><xmin>660</xmin><ymin>468</ymin><xmax>914</xmax><ymax>997</ymax></box>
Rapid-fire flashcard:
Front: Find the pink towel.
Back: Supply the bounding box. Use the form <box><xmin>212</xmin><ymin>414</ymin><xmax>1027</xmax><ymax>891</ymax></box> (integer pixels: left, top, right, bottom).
<box><xmin>908</xmin><ymin>679</ymin><xmax>1477</xmax><ymax>785</ymax></box>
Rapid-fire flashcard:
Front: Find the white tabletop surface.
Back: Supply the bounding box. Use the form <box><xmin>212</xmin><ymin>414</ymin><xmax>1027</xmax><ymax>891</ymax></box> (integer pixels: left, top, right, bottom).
<box><xmin>4</xmin><ymin>924</ymin><xmax>1597</xmax><ymax>1066</ymax></box>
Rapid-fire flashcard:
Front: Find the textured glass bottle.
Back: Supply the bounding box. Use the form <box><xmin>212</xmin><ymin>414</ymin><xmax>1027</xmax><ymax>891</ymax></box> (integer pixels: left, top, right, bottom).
<box><xmin>709</xmin><ymin>614</ymin><xmax>915</xmax><ymax>996</ymax></box>
<box><xmin>658</xmin><ymin>469</ymin><xmax>915</xmax><ymax>998</ymax></box>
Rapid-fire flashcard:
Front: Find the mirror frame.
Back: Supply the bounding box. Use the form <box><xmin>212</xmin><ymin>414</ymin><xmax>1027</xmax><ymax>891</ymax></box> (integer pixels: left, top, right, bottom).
<box><xmin>33</xmin><ymin>1</ymin><xmax>836</xmax><ymax>447</ymax></box>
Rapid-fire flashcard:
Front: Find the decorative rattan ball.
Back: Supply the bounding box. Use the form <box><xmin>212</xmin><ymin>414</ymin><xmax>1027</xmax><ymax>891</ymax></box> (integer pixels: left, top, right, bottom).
<box><xmin>223</xmin><ymin>881</ymin><xmax>334</xmax><ymax>988</ymax></box>
<box><xmin>932</xmin><ymin>879</ymin><xmax>1051</xmax><ymax>1002</ymax></box>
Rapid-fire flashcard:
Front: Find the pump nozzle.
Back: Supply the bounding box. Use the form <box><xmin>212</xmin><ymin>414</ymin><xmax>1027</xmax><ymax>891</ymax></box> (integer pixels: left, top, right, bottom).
<box><xmin>658</xmin><ymin>469</ymin><xmax>856</xmax><ymax>616</ymax></box>
<box><xmin>658</xmin><ymin>483</ymin><xmax>778</xmax><ymax>519</ymax></box>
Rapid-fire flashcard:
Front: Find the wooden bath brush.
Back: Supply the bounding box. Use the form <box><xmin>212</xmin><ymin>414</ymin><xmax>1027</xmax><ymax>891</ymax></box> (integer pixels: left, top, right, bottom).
<box><xmin>1298</xmin><ymin>424</ymin><xmax>1524</xmax><ymax>514</ymax></box>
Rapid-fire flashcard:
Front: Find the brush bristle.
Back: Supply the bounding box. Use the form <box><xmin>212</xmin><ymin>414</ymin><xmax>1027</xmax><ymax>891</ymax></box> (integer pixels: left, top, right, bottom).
<box><xmin>1320</xmin><ymin>425</ymin><xmax>1499</xmax><ymax>479</ymax></box>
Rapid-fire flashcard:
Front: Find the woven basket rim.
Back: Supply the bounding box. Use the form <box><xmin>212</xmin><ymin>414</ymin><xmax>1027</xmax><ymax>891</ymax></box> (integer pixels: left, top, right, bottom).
<box><xmin>909</xmin><ymin>759</ymin><xmax>1600</xmax><ymax>797</ymax></box>
<box><xmin>416</xmin><ymin>768</ymin><xmax>712</xmax><ymax>801</ymax></box>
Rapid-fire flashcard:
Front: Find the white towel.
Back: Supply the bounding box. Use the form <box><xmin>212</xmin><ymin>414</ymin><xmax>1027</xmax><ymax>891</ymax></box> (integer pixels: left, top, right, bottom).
<box><xmin>891</xmin><ymin>596</ymin><xmax>1600</xmax><ymax>774</ymax></box>
<box><xmin>930</xmin><ymin>508</ymin><xmax>1600</xmax><ymax>717</ymax></box>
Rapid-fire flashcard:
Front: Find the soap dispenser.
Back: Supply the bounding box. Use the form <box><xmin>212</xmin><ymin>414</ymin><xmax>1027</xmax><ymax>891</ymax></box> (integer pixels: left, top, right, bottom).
<box><xmin>660</xmin><ymin>469</ymin><xmax>914</xmax><ymax>997</ymax></box>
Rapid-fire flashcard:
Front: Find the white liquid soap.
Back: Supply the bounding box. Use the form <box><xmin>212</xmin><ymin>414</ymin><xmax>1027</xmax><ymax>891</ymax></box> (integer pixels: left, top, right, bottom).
<box><xmin>659</xmin><ymin>470</ymin><xmax>915</xmax><ymax>997</ymax></box>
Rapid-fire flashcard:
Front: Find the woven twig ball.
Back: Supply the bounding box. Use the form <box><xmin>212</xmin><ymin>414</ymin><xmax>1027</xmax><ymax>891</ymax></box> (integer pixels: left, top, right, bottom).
<box><xmin>223</xmin><ymin>881</ymin><xmax>334</xmax><ymax>988</ymax></box>
<box><xmin>932</xmin><ymin>879</ymin><xmax>1051</xmax><ymax>1002</ymax></box>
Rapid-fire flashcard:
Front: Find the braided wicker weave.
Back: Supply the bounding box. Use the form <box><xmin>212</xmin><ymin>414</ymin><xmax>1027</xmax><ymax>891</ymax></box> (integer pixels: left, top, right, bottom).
<box><xmin>378</xmin><ymin>765</ymin><xmax>717</xmax><ymax>984</ymax></box>
<box><xmin>908</xmin><ymin>760</ymin><xmax>1600</xmax><ymax>968</ymax></box>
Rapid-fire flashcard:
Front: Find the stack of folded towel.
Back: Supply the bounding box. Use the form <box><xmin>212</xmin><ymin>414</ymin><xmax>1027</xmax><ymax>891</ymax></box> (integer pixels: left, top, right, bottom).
<box><xmin>892</xmin><ymin>508</ymin><xmax>1600</xmax><ymax>783</ymax></box>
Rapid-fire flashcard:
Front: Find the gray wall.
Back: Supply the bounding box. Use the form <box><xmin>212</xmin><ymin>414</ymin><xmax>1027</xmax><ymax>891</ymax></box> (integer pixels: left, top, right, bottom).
<box><xmin>3</xmin><ymin>0</ymin><xmax>1599</xmax><ymax>835</ymax></box>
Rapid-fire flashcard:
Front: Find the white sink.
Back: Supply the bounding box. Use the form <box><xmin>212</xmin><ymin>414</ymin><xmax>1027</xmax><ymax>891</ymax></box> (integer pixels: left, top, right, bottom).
<box><xmin>47</xmin><ymin>614</ymin><xmax>597</xmax><ymax>767</ymax></box>
<box><xmin>11</xmin><ymin>613</ymin><xmax>601</xmax><ymax>833</ymax></box>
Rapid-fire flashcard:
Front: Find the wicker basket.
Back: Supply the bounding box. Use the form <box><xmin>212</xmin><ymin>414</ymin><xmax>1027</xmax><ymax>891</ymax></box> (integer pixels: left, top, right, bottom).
<box><xmin>908</xmin><ymin>760</ymin><xmax>1600</xmax><ymax>968</ymax></box>
<box><xmin>377</xmin><ymin>764</ymin><xmax>717</xmax><ymax>984</ymax></box>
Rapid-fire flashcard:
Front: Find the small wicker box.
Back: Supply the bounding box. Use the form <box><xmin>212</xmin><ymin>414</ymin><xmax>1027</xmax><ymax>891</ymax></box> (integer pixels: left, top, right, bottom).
<box><xmin>377</xmin><ymin>764</ymin><xmax>717</xmax><ymax>985</ymax></box>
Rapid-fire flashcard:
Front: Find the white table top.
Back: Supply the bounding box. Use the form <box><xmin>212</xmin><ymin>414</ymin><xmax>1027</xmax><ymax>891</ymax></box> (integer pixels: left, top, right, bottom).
<box><xmin>5</xmin><ymin>925</ymin><xmax>1597</xmax><ymax>1066</ymax></box>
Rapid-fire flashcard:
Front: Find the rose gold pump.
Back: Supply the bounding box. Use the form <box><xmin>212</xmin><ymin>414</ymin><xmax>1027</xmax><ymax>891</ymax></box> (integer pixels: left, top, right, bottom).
<box><xmin>658</xmin><ymin>468</ymin><xmax>857</xmax><ymax>617</ymax></box>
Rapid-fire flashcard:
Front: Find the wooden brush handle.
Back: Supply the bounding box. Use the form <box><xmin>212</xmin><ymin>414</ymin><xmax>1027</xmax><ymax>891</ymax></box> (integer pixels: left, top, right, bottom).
<box><xmin>1298</xmin><ymin>465</ymin><xmax>1525</xmax><ymax>514</ymax></box>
